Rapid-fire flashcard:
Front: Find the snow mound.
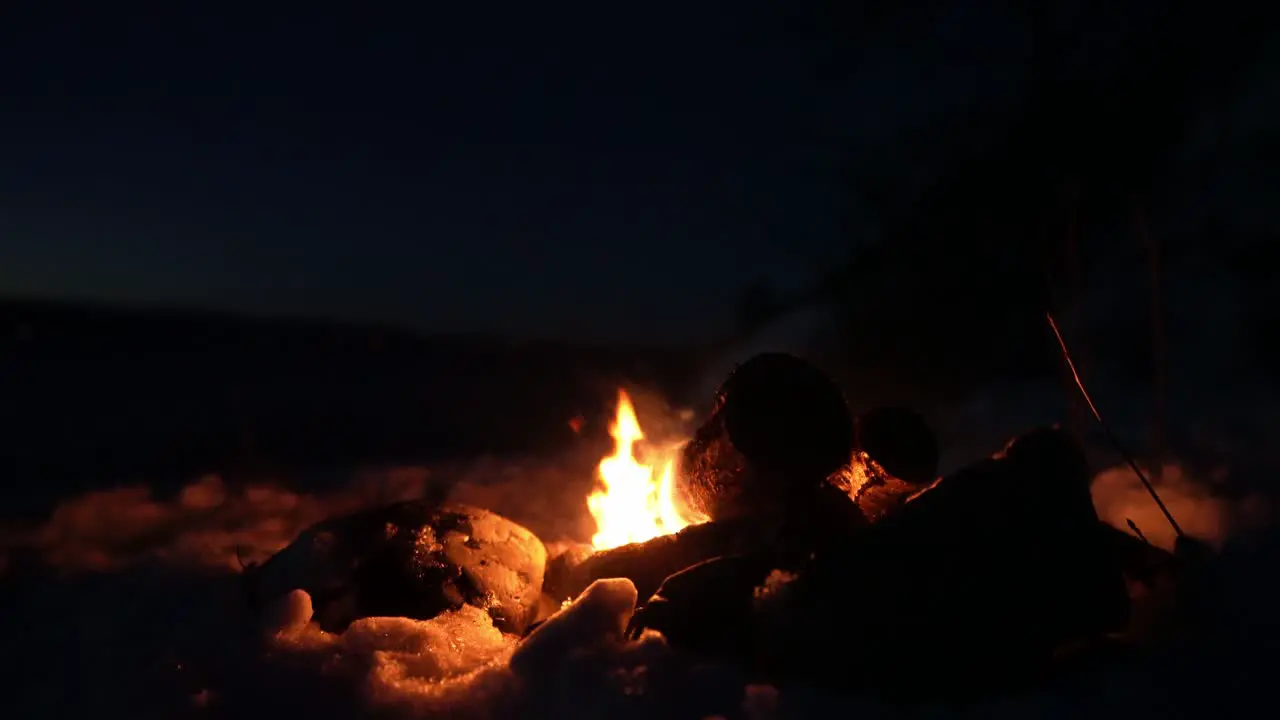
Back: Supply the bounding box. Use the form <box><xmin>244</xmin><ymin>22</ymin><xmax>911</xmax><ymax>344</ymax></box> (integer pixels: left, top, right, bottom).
<box><xmin>254</xmin><ymin>578</ymin><xmax>769</xmax><ymax>720</ymax></box>
<box><xmin>1091</xmin><ymin>462</ymin><xmax>1270</xmax><ymax>551</ymax></box>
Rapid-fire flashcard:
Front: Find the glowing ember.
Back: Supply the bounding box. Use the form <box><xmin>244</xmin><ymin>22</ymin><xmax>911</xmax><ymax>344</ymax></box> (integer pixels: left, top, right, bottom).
<box><xmin>587</xmin><ymin>390</ymin><xmax>706</xmax><ymax>550</ymax></box>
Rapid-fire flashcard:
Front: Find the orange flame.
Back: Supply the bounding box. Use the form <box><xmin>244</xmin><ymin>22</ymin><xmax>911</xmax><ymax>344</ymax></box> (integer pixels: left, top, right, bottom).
<box><xmin>587</xmin><ymin>390</ymin><xmax>706</xmax><ymax>550</ymax></box>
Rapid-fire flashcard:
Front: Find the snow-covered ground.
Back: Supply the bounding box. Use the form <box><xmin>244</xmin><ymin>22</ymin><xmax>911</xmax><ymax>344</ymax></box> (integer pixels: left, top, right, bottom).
<box><xmin>2</xmin><ymin>435</ymin><xmax>1275</xmax><ymax>720</ymax></box>
<box><xmin>3</xmin><ymin>248</ymin><xmax>1274</xmax><ymax>718</ymax></box>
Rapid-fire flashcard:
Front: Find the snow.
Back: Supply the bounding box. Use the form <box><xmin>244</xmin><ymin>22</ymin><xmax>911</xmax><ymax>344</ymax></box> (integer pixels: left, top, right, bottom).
<box><xmin>253</xmin><ymin>575</ymin><xmax>760</xmax><ymax>719</ymax></box>
<box><xmin>1091</xmin><ymin>462</ymin><xmax>1271</xmax><ymax>553</ymax></box>
<box><xmin>1</xmin><ymin>452</ymin><xmax>1276</xmax><ymax>719</ymax></box>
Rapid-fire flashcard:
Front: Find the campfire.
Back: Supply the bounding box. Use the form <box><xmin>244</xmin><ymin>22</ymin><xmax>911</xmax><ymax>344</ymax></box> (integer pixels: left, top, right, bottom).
<box><xmin>247</xmin><ymin>352</ymin><xmax>1189</xmax><ymax>705</ymax></box>
<box><xmin>586</xmin><ymin>390</ymin><xmax>706</xmax><ymax>551</ymax></box>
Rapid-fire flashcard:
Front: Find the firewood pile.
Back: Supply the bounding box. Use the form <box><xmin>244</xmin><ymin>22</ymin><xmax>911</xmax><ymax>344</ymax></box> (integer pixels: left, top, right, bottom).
<box><xmin>245</xmin><ymin>352</ymin><xmax>1197</xmax><ymax>703</ymax></box>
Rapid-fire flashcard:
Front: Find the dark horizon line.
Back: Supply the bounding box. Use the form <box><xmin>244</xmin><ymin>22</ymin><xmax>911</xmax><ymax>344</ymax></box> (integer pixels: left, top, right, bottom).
<box><xmin>0</xmin><ymin>291</ymin><xmax>712</xmax><ymax>352</ymax></box>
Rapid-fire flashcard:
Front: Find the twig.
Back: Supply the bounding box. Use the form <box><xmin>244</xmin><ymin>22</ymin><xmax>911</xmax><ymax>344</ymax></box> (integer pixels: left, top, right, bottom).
<box><xmin>1046</xmin><ymin>312</ymin><xmax>1185</xmax><ymax>539</ymax></box>
<box><xmin>1126</xmin><ymin>518</ymin><xmax>1151</xmax><ymax>545</ymax></box>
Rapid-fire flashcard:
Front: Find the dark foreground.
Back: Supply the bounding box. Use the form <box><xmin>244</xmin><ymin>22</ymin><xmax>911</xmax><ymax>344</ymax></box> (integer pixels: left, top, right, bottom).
<box><xmin>1</xmin><ymin>459</ymin><xmax>1278</xmax><ymax>720</ymax></box>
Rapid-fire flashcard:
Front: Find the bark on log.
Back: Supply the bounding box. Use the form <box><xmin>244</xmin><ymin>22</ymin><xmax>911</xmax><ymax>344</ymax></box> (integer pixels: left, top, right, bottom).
<box><xmin>546</xmin><ymin>521</ymin><xmax>744</xmax><ymax>603</ymax></box>
<box><xmin>854</xmin><ymin>406</ymin><xmax>939</xmax><ymax>486</ymax></box>
<box><xmin>679</xmin><ymin>352</ymin><xmax>855</xmax><ymax>520</ymax></box>
<box><xmin>613</xmin><ymin>426</ymin><xmax>1182</xmax><ymax>698</ymax></box>
<box><xmin>549</xmin><ymin>478</ymin><xmax>868</xmax><ymax>604</ymax></box>
<box><xmin>802</xmin><ymin>427</ymin><xmax>1132</xmax><ymax>676</ymax></box>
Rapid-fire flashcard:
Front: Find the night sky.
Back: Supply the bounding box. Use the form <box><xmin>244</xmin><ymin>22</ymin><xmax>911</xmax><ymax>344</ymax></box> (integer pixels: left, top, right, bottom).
<box><xmin>0</xmin><ymin>3</ymin><xmax>1024</xmax><ymax>342</ymax></box>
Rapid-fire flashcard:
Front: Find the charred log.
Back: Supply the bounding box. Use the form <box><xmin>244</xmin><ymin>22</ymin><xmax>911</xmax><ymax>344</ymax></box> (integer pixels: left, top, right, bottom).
<box><xmin>785</xmin><ymin>427</ymin><xmax>1131</xmax><ymax>695</ymax></box>
<box><xmin>639</xmin><ymin>461</ymin><xmax>1189</xmax><ymax>702</ymax></box>
<box><xmin>854</xmin><ymin>406</ymin><xmax>939</xmax><ymax>486</ymax></box>
<box><xmin>622</xmin><ymin>427</ymin><xmax>1135</xmax><ymax>701</ymax></box>
<box><xmin>626</xmin><ymin>554</ymin><xmax>776</xmax><ymax>662</ymax></box>
<box><xmin>680</xmin><ymin>352</ymin><xmax>855</xmax><ymax>519</ymax></box>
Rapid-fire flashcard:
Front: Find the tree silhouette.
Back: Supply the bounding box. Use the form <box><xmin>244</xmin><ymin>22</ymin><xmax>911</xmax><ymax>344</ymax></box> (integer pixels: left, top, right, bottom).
<box><xmin>732</xmin><ymin>0</ymin><xmax>1273</xmax><ymax>403</ymax></box>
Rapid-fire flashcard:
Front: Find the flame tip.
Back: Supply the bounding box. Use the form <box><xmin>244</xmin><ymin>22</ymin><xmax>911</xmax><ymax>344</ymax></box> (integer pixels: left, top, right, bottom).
<box><xmin>587</xmin><ymin>387</ymin><xmax>704</xmax><ymax>550</ymax></box>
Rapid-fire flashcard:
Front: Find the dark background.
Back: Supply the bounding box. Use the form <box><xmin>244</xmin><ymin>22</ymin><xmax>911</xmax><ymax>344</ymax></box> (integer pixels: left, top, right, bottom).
<box><xmin>2</xmin><ymin>1</ymin><xmax>1276</xmax><ymax>519</ymax></box>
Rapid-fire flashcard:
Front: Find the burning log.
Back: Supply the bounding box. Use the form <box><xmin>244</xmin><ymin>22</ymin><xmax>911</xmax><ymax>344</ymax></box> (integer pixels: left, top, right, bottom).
<box><xmin>545</xmin><ymin>353</ymin><xmax>865</xmax><ymax>604</ymax></box>
<box><xmin>546</xmin><ymin>521</ymin><xmax>745</xmax><ymax>603</ymax></box>
<box><xmin>633</xmin><ymin>426</ymin><xmax>1140</xmax><ymax>701</ymax></box>
<box><xmin>679</xmin><ymin>352</ymin><xmax>855</xmax><ymax>519</ymax></box>
<box><xmin>247</xmin><ymin>500</ymin><xmax>547</xmax><ymax>634</ymax></box>
<box><xmin>556</xmin><ymin>354</ymin><xmax>865</xmax><ymax>604</ymax></box>
<box><xmin>551</xmin><ymin>478</ymin><xmax>866</xmax><ymax>604</ymax></box>
<box><xmin>824</xmin><ymin>406</ymin><xmax>939</xmax><ymax>522</ymax></box>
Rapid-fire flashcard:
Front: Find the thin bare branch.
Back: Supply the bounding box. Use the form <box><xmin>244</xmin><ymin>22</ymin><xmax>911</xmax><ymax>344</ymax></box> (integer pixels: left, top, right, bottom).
<box><xmin>1047</xmin><ymin>312</ymin><xmax>1184</xmax><ymax>539</ymax></box>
